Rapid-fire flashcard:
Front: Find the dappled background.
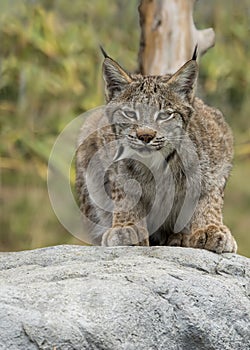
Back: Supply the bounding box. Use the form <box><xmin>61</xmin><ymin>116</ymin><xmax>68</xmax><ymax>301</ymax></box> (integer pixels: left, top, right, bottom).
<box><xmin>0</xmin><ymin>0</ymin><xmax>249</xmax><ymax>256</ymax></box>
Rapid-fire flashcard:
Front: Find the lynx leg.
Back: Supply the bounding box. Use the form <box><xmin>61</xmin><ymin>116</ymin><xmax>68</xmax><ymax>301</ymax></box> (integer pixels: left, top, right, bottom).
<box><xmin>181</xmin><ymin>224</ymin><xmax>237</xmax><ymax>253</ymax></box>
<box><xmin>101</xmin><ymin>165</ymin><xmax>150</xmax><ymax>246</ymax></box>
<box><xmin>179</xmin><ymin>191</ymin><xmax>237</xmax><ymax>253</ymax></box>
<box><xmin>101</xmin><ymin>210</ymin><xmax>149</xmax><ymax>246</ymax></box>
<box><xmin>101</xmin><ymin>224</ymin><xmax>149</xmax><ymax>246</ymax></box>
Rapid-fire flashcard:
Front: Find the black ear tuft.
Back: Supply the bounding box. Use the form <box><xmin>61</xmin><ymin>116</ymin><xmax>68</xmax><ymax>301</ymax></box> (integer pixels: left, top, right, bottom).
<box><xmin>192</xmin><ymin>44</ymin><xmax>198</xmax><ymax>61</ymax></box>
<box><xmin>166</xmin><ymin>59</ymin><xmax>198</xmax><ymax>102</ymax></box>
<box><xmin>102</xmin><ymin>54</ymin><xmax>132</xmax><ymax>101</ymax></box>
<box><xmin>100</xmin><ymin>45</ymin><xmax>109</xmax><ymax>59</ymax></box>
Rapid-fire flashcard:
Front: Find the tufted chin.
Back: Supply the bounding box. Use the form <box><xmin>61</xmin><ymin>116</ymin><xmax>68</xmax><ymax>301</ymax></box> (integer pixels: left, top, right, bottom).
<box><xmin>113</xmin><ymin>143</ymin><xmax>167</xmax><ymax>170</ymax></box>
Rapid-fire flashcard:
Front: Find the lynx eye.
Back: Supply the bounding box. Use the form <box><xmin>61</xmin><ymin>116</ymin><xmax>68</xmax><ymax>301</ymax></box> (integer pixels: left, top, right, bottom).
<box><xmin>122</xmin><ymin>109</ymin><xmax>137</xmax><ymax>120</ymax></box>
<box><xmin>118</xmin><ymin>122</ymin><xmax>130</xmax><ymax>128</ymax></box>
<box><xmin>156</xmin><ymin>111</ymin><xmax>175</xmax><ymax>122</ymax></box>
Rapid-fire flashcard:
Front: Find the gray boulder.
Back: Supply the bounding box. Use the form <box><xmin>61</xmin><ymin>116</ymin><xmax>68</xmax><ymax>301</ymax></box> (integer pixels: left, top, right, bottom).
<box><xmin>0</xmin><ymin>245</ymin><xmax>249</xmax><ymax>350</ymax></box>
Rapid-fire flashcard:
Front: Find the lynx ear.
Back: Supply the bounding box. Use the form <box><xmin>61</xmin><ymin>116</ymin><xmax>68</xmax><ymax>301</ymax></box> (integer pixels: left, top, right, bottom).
<box><xmin>101</xmin><ymin>48</ymin><xmax>132</xmax><ymax>101</ymax></box>
<box><xmin>166</xmin><ymin>54</ymin><xmax>198</xmax><ymax>103</ymax></box>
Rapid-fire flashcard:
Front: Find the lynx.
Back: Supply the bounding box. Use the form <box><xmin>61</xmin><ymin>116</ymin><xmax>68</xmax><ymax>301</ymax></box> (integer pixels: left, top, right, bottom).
<box><xmin>76</xmin><ymin>47</ymin><xmax>237</xmax><ymax>253</ymax></box>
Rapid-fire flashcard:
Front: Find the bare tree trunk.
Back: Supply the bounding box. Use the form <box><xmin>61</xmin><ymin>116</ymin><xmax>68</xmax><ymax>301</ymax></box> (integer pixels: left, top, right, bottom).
<box><xmin>138</xmin><ymin>0</ymin><xmax>215</xmax><ymax>75</ymax></box>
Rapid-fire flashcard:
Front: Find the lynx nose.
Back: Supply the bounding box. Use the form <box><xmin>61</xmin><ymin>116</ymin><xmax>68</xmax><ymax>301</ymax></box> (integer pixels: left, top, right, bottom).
<box><xmin>136</xmin><ymin>128</ymin><xmax>156</xmax><ymax>144</ymax></box>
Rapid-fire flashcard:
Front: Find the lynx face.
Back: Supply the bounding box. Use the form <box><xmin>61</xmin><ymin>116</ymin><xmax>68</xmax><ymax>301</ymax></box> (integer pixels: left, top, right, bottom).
<box><xmin>103</xmin><ymin>53</ymin><xmax>197</xmax><ymax>162</ymax></box>
<box><xmin>107</xmin><ymin>103</ymin><xmax>184</xmax><ymax>161</ymax></box>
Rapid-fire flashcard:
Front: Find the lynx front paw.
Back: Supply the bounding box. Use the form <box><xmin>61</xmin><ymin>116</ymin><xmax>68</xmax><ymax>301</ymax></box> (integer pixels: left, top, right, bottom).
<box><xmin>101</xmin><ymin>225</ymin><xmax>149</xmax><ymax>247</ymax></box>
<box><xmin>183</xmin><ymin>224</ymin><xmax>237</xmax><ymax>253</ymax></box>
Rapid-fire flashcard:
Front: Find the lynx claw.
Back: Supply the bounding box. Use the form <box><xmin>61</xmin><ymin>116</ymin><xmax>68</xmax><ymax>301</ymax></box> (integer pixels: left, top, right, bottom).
<box><xmin>101</xmin><ymin>225</ymin><xmax>149</xmax><ymax>247</ymax></box>
<box><xmin>183</xmin><ymin>224</ymin><xmax>237</xmax><ymax>253</ymax></box>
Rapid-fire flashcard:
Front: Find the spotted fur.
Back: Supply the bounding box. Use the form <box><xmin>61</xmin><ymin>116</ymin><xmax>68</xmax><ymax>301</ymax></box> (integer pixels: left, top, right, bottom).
<box><xmin>76</xmin><ymin>53</ymin><xmax>237</xmax><ymax>253</ymax></box>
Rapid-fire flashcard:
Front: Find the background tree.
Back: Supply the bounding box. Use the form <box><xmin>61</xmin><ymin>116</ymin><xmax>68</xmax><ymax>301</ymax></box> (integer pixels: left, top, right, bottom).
<box><xmin>138</xmin><ymin>0</ymin><xmax>215</xmax><ymax>74</ymax></box>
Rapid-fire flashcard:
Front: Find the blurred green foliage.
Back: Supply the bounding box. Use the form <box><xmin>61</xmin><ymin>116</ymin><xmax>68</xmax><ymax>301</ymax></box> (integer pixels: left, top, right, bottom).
<box><xmin>0</xmin><ymin>0</ymin><xmax>249</xmax><ymax>256</ymax></box>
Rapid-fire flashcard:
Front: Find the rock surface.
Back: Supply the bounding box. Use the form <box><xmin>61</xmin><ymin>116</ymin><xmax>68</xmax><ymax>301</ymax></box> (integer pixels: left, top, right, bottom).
<box><xmin>0</xmin><ymin>245</ymin><xmax>249</xmax><ymax>350</ymax></box>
